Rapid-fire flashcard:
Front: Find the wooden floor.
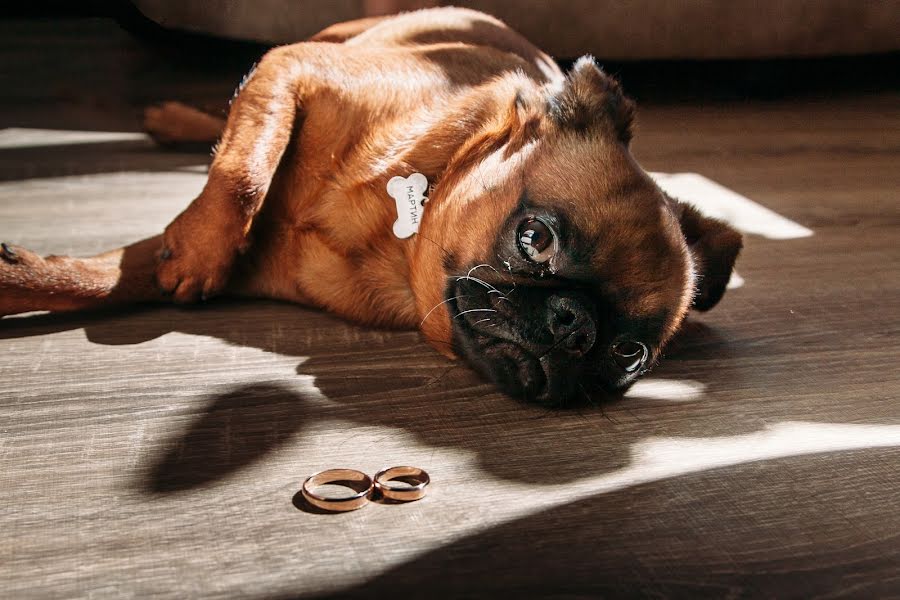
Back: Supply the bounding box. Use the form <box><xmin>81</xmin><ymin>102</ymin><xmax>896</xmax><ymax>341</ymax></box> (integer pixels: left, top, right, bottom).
<box><xmin>1</xmin><ymin>18</ymin><xmax>899</xmax><ymax>600</ymax></box>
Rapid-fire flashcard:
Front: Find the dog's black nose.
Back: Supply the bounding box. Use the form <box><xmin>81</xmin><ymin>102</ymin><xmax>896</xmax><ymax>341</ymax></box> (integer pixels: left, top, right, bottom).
<box><xmin>547</xmin><ymin>294</ymin><xmax>596</xmax><ymax>356</ymax></box>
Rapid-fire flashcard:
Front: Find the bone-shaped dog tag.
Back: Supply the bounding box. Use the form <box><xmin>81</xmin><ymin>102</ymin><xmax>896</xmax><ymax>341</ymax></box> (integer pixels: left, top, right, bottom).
<box><xmin>387</xmin><ymin>173</ymin><xmax>428</xmax><ymax>239</ymax></box>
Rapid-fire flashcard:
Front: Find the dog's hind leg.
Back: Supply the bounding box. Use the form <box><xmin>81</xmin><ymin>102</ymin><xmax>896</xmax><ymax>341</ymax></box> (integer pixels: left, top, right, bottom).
<box><xmin>140</xmin><ymin>13</ymin><xmax>392</xmax><ymax>148</ymax></box>
<box><xmin>143</xmin><ymin>102</ymin><xmax>225</xmax><ymax>146</ymax></box>
<box><xmin>0</xmin><ymin>237</ymin><xmax>164</xmax><ymax>317</ymax></box>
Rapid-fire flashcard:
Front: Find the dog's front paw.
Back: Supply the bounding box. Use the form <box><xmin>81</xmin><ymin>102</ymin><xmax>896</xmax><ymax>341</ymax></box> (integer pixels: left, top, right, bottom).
<box><xmin>156</xmin><ymin>211</ymin><xmax>243</xmax><ymax>304</ymax></box>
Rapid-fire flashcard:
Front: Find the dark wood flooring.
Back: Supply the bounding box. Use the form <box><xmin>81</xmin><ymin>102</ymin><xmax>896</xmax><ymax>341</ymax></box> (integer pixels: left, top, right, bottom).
<box><xmin>1</xmin><ymin>17</ymin><xmax>898</xmax><ymax>600</ymax></box>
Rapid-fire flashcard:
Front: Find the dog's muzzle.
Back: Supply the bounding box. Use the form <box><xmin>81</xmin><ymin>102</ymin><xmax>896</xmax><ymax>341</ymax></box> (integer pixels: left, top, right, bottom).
<box><xmin>449</xmin><ymin>277</ymin><xmax>643</xmax><ymax>405</ymax></box>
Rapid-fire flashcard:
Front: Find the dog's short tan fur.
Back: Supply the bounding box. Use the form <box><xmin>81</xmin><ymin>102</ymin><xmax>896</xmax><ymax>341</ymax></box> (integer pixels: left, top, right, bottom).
<box><xmin>0</xmin><ymin>8</ymin><xmax>741</xmax><ymax>403</ymax></box>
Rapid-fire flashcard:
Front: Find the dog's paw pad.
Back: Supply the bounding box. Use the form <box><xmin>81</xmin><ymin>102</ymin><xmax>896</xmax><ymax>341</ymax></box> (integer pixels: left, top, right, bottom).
<box><xmin>155</xmin><ymin>245</ymin><xmax>230</xmax><ymax>302</ymax></box>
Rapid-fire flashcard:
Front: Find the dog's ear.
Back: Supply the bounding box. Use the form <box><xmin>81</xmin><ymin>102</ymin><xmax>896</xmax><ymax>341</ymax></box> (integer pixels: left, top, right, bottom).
<box><xmin>549</xmin><ymin>55</ymin><xmax>635</xmax><ymax>144</ymax></box>
<box><xmin>671</xmin><ymin>198</ymin><xmax>744</xmax><ymax>311</ymax></box>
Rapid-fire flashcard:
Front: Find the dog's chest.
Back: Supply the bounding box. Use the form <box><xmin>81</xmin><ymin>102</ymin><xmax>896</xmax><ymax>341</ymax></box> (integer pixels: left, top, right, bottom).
<box><xmin>281</xmin><ymin>105</ymin><xmax>462</xmax><ymax>248</ymax></box>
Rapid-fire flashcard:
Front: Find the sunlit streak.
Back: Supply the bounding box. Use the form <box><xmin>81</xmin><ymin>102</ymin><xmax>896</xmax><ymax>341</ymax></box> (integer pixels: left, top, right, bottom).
<box><xmin>650</xmin><ymin>172</ymin><xmax>814</xmax><ymax>240</ymax></box>
<box><xmin>625</xmin><ymin>378</ymin><xmax>706</xmax><ymax>402</ymax></box>
<box><xmin>0</xmin><ymin>127</ymin><xmax>149</xmax><ymax>150</ymax></box>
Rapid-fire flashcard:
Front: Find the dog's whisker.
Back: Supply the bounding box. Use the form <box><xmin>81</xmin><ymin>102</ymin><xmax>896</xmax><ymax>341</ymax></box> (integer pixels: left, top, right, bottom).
<box><xmin>456</xmin><ymin>274</ymin><xmax>498</xmax><ymax>293</ymax></box>
<box><xmin>496</xmin><ymin>253</ymin><xmax>514</xmax><ymax>273</ymax></box>
<box><xmin>424</xmin><ymin>363</ymin><xmax>461</xmax><ymax>388</ymax></box>
<box><xmin>420</xmin><ymin>294</ymin><xmax>469</xmax><ymax>325</ymax></box>
<box><xmin>454</xmin><ymin>308</ymin><xmax>496</xmax><ymax>319</ymax></box>
<box><xmin>622</xmin><ymin>405</ymin><xmax>646</xmax><ymax>424</ymax></box>
<box><xmin>472</xmin><ymin>318</ymin><xmax>492</xmax><ymax>325</ymax></box>
<box><xmin>461</xmin><ymin>265</ymin><xmax>501</xmax><ymax>292</ymax></box>
<box><xmin>580</xmin><ymin>383</ymin><xmax>618</xmax><ymax>424</ymax></box>
<box><xmin>537</xmin><ymin>328</ymin><xmax>578</xmax><ymax>360</ymax></box>
<box><xmin>418</xmin><ymin>234</ymin><xmax>455</xmax><ymax>264</ymax></box>
<box><xmin>469</xmin><ymin>263</ymin><xmax>500</xmax><ymax>276</ymax></box>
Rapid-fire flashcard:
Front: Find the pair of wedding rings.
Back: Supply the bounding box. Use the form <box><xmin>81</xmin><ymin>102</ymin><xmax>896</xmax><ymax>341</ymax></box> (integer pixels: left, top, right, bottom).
<box><xmin>301</xmin><ymin>466</ymin><xmax>430</xmax><ymax>512</ymax></box>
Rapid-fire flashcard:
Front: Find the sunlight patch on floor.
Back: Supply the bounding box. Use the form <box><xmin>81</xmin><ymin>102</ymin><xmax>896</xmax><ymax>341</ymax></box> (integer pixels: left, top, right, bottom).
<box><xmin>0</xmin><ymin>127</ymin><xmax>150</xmax><ymax>150</ymax></box>
<box><xmin>625</xmin><ymin>378</ymin><xmax>706</xmax><ymax>402</ymax></box>
<box><xmin>322</xmin><ymin>418</ymin><xmax>900</xmax><ymax>595</ymax></box>
<box><xmin>651</xmin><ymin>172</ymin><xmax>814</xmax><ymax>239</ymax></box>
<box><xmin>727</xmin><ymin>270</ymin><xmax>745</xmax><ymax>289</ymax></box>
<box><xmin>516</xmin><ymin>421</ymin><xmax>900</xmax><ymax>521</ymax></box>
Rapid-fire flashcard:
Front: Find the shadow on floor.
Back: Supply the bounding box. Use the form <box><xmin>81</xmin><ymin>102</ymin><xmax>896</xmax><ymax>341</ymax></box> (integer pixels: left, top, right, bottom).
<box><xmin>146</xmin><ymin>381</ymin><xmax>310</xmax><ymax>493</ymax></box>
<box><xmin>0</xmin><ymin>138</ymin><xmax>209</xmax><ymax>182</ymax></box>
<box><xmin>1</xmin><ymin>300</ymin><xmax>752</xmax><ymax>493</ymax></box>
<box><xmin>304</xmin><ymin>447</ymin><xmax>900</xmax><ymax>599</ymax></box>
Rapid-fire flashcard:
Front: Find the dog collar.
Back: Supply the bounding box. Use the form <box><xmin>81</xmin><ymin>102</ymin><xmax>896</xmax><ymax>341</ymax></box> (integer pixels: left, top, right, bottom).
<box><xmin>387</xmin><ymin>173</ymin><xmax>429</xmax><ymax>239</ymax></box>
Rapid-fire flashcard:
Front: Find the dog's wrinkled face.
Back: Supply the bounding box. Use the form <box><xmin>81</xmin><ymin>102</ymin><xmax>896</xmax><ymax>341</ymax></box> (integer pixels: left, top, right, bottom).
<box><xmin>412</xmin><ymin>57</ymin><xmax>742</xmax><ymax>405</ymax></box>
<box><xmin>450</xmin><ymin>158</ymin><xmax>692</xmax><ymax>403</ymax></box>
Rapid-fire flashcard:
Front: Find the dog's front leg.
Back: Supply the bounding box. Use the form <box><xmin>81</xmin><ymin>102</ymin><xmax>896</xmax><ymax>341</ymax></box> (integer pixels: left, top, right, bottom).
<box><xmin>156</xmin><ymin>44</ymin><xmax>324</xmax><ymax>303</ymax></box>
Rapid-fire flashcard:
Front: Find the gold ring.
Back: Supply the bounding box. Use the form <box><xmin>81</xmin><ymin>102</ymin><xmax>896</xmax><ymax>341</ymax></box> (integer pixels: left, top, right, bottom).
<box><xmin>373</xmin><ymin>466</ymin><xmax>430</xmax><ymax>502</ymax></box>
<box><xmin>301</xmin><ymin>468</ymin><xmax>373</xmax><ymax>512</ymax></box>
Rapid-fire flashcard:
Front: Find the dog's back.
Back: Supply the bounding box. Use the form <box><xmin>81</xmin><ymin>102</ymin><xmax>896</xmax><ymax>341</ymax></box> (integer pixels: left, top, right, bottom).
<box><xmin>144</xmin><ymin>8</ymin><xmax>559</xmax><ymax>149</ymax></box>
<box><xmin>336</xmin><ymin>7</ymin><xmax>562</xmax><ymax>83</ymax></box>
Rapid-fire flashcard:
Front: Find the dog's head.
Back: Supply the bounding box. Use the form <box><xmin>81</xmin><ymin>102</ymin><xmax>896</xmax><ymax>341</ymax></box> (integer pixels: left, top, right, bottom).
<box><xmin>412</xmin><ymin>57</ymin><xmax>742</xmax><ymax>405</ymax></box>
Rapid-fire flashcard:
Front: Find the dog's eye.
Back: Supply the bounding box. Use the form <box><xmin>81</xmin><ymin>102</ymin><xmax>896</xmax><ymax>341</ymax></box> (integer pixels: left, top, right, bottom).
<box><xmin>517</xmin><ymin>218</ymin><xmax>556</xmax><ymax>263</ymax></box>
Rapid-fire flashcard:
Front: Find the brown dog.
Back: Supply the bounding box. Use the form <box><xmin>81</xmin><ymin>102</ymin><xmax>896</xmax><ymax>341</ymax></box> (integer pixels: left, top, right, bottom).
<box><xmin>0</xmin><ymin>8</ymin><xmax>741</xmax><ymax>404</ymax></box>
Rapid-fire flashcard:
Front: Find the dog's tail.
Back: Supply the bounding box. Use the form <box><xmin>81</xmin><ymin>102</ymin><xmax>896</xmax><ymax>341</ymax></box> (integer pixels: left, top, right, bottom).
<box><xmin>0</xmin><ymin>236</ymin><xmax>165</xmax><ymax>317</ymax></box>
<box><xmin>143</xmin><ymin>101</ymin><xmax>225</xmax><ymax>147</ymax></box>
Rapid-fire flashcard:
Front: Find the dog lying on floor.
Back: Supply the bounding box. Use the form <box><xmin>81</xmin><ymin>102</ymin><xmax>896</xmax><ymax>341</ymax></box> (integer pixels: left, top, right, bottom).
<box><xmin>0</xmin><ymin>8</ymin><xmax>741</xmax><ymax>404</ymax></box>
